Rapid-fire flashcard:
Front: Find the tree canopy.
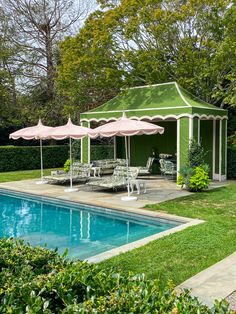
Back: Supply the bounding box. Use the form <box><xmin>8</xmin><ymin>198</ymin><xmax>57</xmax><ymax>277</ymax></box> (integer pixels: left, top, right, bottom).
<box><xmin>1</xmin><ymin>0</ymin><xmax>236</xmax><ymax>142</ymax></box>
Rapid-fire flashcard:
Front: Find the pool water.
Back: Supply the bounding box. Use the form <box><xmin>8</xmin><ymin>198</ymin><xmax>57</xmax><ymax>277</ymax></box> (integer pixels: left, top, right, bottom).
<box><xmin>0</xmin><ymin>190</ymin><xmax>182</xmax><ymax>259</ymax></box>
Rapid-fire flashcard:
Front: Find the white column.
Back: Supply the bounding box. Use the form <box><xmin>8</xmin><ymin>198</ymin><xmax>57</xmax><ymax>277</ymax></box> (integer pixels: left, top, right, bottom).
<box><xmin>114</xmin><ymin>136</ymin><xmax>117</xmax><ymax>159</ymax></box>
<box><xmin>88</xmin><ymin>122</ymin><xmax>90</xmax><ymax>164</ymax></box>
<box><xmin>198</xmin><ymin>118</ymin><xmax>201</xmax><ymax>144</ymax></box>
<box><xmin>212</xmin><ymin>119</ymin><xmax>216</xmax><ymax>179</ymax></box>
<box><xmin>80</xmin><ymin>122</ymin><xmax>83</xmax><ymax>163</ymax></box>
<box><xmin>128</xmin><ymin>136</ymin><xmax>131</xmax><ymax>165</ymax></box>
<box><xmin>219</xmin><ymin>119</ymin><xmax>222</xmax><ymax>182</ymax></box>
<box><xmin>225</xmin><ymin>119</ymin><xmax>227</xmax><ymax>179</ymax></box>
<box><xmin>189</xmin><ymin>117</ymin><xmax>193</xmax><ymax>142</ymax></box>
<box><xmin>177</xmin><ymin>119</ymin><xmax>180</xmax><ymax>174</ymax></box>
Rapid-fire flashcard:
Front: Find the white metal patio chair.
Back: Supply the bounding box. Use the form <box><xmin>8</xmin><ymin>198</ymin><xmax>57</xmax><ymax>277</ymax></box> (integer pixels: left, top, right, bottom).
<box><xmin>138</xmin><ymin>157</ymin><xmax>154</xmax><ymax>176</ymax></box>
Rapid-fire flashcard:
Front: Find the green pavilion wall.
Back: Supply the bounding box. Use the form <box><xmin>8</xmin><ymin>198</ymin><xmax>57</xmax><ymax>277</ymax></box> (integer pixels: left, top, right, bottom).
<box><xmin>178</xmin><ymin>117</ymin><xmax>189</xmax><ymax>171</ymax></box>
<box><xmin>116</xmin><ymin>121</ymin><xmax>177</xmax><ymax>170</ymax></box>
<box><xmin>212</xmin><ymin>119</ymin><xmax>227</xmax><ymax>180</ymax></box>
<box><xmin>191</xmin><ymin>118</ymin><xmax>227</xmax><ymax>180</ymax></box>
<box><xmin>81</xmin><ymin>121</ymin><xmax>90</xmax><ymax>163</ymax></box>
<box><xmin>200</xmin><ymin>120</ymin><xmax>213</xmax><ymax>177</ymax></box>
<box><xmin>80</xmin><ymin>115</ymin><xmax>227</xmax><ymax>181</ymax></box>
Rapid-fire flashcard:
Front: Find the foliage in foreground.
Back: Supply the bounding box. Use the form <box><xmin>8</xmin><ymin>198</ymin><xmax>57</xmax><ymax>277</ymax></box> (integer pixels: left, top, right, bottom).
<box><xmin>0</xmin><ymin>239</ymin><xmax>231</xmax><ymax>313</ymax></box>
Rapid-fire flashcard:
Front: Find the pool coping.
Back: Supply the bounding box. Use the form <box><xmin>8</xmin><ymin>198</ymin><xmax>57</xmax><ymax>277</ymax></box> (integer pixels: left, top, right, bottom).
<box><xmin>0</xmin><ymin>187</ymin><xmax>205</xmax><ymax>262</ymax></box>
<box><xmin>87</xmin><ymin>219</ymin><xmax>204</xmax><ymax>263</ymax></box>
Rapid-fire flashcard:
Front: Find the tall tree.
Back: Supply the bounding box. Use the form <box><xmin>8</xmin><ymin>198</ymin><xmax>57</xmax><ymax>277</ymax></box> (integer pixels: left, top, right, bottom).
<box><xmin>59</xmin><ymin>0</ymin><xmax>232</xmax><ymax>111</ymax></box>
<box><xmin>0</xmin><ymin>5</ymin><xmax>21</xmax><ymax>128</ymax></box>
<box><xmin>97</xmin><ymin>0</ymin><xmax>231</xmax><ymax>104</ymax></box>
<box><xmin>2</xmin><ymin>0</ymin><xmax>92</xmax><ymax>101</ymax></box>
<box><xmin>57</xmin><ymin>10</ymin><xmax>124</xmax><ymax>115</ymax></box>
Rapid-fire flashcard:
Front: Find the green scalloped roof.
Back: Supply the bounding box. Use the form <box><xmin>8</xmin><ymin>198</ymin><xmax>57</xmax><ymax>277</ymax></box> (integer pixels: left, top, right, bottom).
<box><xmin>81</xmin><ymin>82</ymin><xmax>227</xmax><ymax>121</ymax></box>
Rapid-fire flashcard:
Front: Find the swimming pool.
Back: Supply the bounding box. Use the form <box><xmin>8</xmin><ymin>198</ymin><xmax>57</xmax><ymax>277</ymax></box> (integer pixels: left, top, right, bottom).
<box><xmin>0</xmin><ymin>189</ymin><xmax>182</xmax><ymax>260</ymax></box>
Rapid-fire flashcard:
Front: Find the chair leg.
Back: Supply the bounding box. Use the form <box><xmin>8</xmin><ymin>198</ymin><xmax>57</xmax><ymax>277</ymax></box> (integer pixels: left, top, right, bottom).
<box><xmin>143</xmin><ymin>182</ymin><xmax>147</xmax><ymax>194</ymax></box>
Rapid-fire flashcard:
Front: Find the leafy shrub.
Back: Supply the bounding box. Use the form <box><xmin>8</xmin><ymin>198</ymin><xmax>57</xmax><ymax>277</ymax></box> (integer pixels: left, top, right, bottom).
<box><xmin>0</xmin><ymin>239</ymin><xmax>231</xmax><ymax>313</ymax></box>
<box><xmin>63</xmin><ymin>159</ymin><xmax>70</xmax><ymax>173</ymax></box>
<box><xmin>178</xmin><ymin>165</ymin><xmax>210</xmax><ymax>192</ymax></box>
<box><xmin>188</xmin><ymin>140</ymin><xmax>208</xmax><ymax>168</ymax></box>
<box><xmin>189</xmin><ymin>165</ymin><xmax>210</xmax><ymax>192</ymax></box>
<box><xmin>178</xmin><ymin>141</ymin><xmax>210</xmax><ymax>192</ymax></box>
<box><xmin>0</xmin><ymin>145</ymin><xmax>68</xmax><ymax>172</ymax></box>
<box><xmin>177</xmin><ymin>165</ymin><xmax>194</xmax><ymax>188</ymax></box>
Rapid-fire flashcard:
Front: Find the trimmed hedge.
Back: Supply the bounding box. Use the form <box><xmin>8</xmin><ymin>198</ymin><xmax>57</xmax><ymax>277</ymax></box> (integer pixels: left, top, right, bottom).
<box><xmin>72</xmin><ymin>141</ymin><xmax>113</xmax><ymax>161</ymax></box>
<box><xmin>228</xmin><ymin>146</ymin><xmax>236</xmax><ymax>179</ymax></box>
<box><xmin>91</xmin><ymin>145</ymin><xmax>113</xmax><ymax>161</ymax></box>
<box><xmin>0</xmin><ymin>239</ymin><xmax>231</xmax><ymax>313</ymax></box>
<box><xmin>0</xmin><ymin>145</ymin><xmax>114</xmax><ymax>172</ymax></box>
<box><xmin>0</xmin><ymin>146</ymin><xmax>68</xmax><ymax>172</ymax></box>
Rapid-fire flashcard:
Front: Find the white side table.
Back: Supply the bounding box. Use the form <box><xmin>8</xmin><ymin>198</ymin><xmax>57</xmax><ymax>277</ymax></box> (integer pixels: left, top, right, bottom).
<box><xmin>91</xmin><ymin>166</ymin><xmax>101</xmax><ymax>177</ymax></box>
<box><xmin>130</xmin><ymin>179</ymin><xmax>147</xmax><ymax>194</ymax></box>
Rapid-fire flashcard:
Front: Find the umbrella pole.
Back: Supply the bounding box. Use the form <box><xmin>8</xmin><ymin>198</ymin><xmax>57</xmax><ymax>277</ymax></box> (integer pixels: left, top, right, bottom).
<box><xmin>36</xmin><ymin>138</ymin><xmax>47</xmax><ymax>184</ymax></box>
<box><xmin>125</xmin><ymin>136</ymin><xmax>130</xmax><ymax>197</ymax></box>
<box><xmin>40</xmin><ymin>139</ymin><xmax>43</xmax><ymax>180</ymax></box>
<box><xmin>64</xmin><ymin>137</ymin><xmax>78</xmax><ymax>193</ymax></box>
<box><xmin>121</xmin><ymin>136</ymin><xmax>137</xmax><ymax>202</ymax></box>
<box><xmin>70</xmin><ymin>137</ymin><xmax>72</xmax><ymax>189</ymax></box>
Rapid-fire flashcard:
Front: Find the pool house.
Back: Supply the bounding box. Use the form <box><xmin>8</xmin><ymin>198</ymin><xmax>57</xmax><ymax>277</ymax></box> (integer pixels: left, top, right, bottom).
<box><xmin>80</xmin><ymin>82</ymin><xmax>228</xmax><ymax>181</ymax></box>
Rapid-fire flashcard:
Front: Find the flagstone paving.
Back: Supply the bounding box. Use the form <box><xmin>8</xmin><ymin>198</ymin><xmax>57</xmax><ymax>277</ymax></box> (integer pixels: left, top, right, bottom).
<box><xmin>0</xmin><ymin>176</ymin><xmax>227</xmax><ymax>211</ymax></box>
<box><xmin>226</xmin><ymin>290</ymin><xmax>236</xmax><ymax>311</ymax></box>
<box><xmin>177</xmin><ymin>252</ymin><xmax>236</xmax><ymax>310</ymax></box>
<box><xmin>0</xmin><ymin>176</ymin><xmax>193</xmax><ymax>211</ymax></box>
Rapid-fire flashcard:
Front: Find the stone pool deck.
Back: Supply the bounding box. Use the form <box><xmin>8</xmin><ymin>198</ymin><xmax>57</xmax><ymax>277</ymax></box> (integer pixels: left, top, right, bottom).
<box><xmin>177</xmin><ymin>252</ymin><xmax>236</xmax><ymax>310</ymax></box>
<box><xmin>0</xmin><ymin>176</ymin><xmax>191</xmax><ymax>210</ymax></box>
<box><xmin>0</xmin><ymin>176</ymin><xmax>227</xmax><ymax>212</ymax></box>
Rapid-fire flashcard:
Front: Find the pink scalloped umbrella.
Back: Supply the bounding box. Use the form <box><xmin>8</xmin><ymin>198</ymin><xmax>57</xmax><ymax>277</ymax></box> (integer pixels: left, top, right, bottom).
<box><xmin>89</xmin><ymin>113</ymin><xmax>164</xmax><ymax>201</ymax></box>
<box><xmin>89</xmin><ymin>114</ymin><xmax>164</xmax><ymax>138</ymax></box>
<box><xmin>38</xmin><ymin>118</ymin><xmax>91</xmax><ymax>192</ymax></box>
<box><xmin>9</xmin><ymin>119</ymin><xmax>53</xmax><ymax>184</ymax></box>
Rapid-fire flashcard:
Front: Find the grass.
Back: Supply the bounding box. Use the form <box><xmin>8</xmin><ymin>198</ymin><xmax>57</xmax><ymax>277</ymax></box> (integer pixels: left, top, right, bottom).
<box><xmin>0</xmin><ymin>168</ymin><xmax>60</xmax><ymax>183</ymax></box>
<box><xmin>101</xmin><ymin>183</ymin><xmax>236</xmax><ymax>286</ymax></box>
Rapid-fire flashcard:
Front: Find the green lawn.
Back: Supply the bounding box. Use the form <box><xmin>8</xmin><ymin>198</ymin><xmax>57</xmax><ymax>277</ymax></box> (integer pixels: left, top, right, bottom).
<box><xmin>0</xmin><ymin>168</ymin><xmax>60</xmax><ymax>183</ymax></box>
<box><xmin>101</xmin><ymin>183</ymin><xmax>236</xmax><ymax>286</ymax></box>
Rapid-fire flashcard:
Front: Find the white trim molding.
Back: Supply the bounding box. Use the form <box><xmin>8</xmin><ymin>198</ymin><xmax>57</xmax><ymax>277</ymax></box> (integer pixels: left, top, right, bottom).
<box><xmin>225</xmin><ymin>119</ymin><xmax>227</xmax><ymax>179</ymax></box>
<box><xmin>212</xmin><ymin>119</ymin><xmax>216</xmax><ymax>178</ymax></box>
<box><xmin>198</xmin><ymin>118</ymin><xmax>201</xmax><ymax>144</ymax></box>
<box><xmin>123</xmin><ymin>81</ymin><xmax>176</xmax><ymax>90</ymax></box>
<box><xmin>81</xmin><ymin>113</ymin><xmax>228</xmax><ymax>123</ymax></box>
<box><xmin>83</xmin><ymin>106</ymin><xmax>190</xmax><ymax>115</ymax></box>
<box><xmin>189</xmin><ymin>117</ymin><xmax>193</xmax><ymax>141</ymax></box>
<box><xmin>219</xmin><ymin>119</ymin><xmax>222</xmax><ymax>182</ymax></box>
<box><xmin>177</xmin><ymin>119</ymin><xmax>180</xmax><ymax>174</ymax></box>
<box><xmin>88</xmin><ymin>122</ymin><xmax>90</xmax><ymax>164</ymax></box>
<box><xmin>175</xmin><ymin>82</ymin><xmax>191</xmax><ymax>107</ymax></box>
<box><xmin>80</xmin><ymin>140</ymin><xmax>83</xmax><ymax>163</ymax></box>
